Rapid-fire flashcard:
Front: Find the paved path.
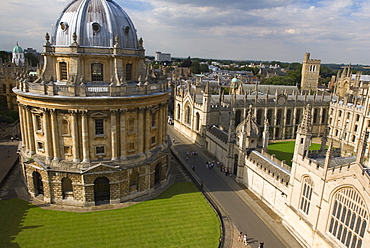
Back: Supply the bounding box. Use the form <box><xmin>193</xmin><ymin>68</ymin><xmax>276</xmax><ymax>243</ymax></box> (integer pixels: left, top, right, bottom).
<box><xmin>169</xmin><ymin>125</ymin><xmax>302</xmax><ymax>248</ymax></box>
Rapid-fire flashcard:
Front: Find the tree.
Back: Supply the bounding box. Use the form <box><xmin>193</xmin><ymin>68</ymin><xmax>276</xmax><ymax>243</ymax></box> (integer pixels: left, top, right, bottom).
<box><xmin>25</xmin><ymin>53</ymin><xmax>39</xmax><ymax>67</ymax></box>
<box><xmin>0</xmin><ymin>51</ymin><xmax>11</xmax><ymax>62</ymax></box>
<box><xmin>191</xmin><ymin>61</ymin><xmax>201</xmax><ymax>74</ymax></box>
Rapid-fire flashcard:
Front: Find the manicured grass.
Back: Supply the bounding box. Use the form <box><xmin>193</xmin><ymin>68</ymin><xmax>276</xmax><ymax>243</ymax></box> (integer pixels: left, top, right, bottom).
<box><xmin>267</xmin><ymin>141</ymin><xmax>321</xmax><ymax>166</ymax></box>
<box><xmin>0</xmin><ymin>182</ymin><xmax>220</xmax><ymax>248</ymax></box>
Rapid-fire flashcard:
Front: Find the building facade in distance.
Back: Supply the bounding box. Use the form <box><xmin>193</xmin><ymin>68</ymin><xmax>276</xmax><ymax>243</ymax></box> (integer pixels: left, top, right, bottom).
<box><xmin>14</xmin><ymin>0</ymin><xmax>171</xmax><ymax>207</ymax></box>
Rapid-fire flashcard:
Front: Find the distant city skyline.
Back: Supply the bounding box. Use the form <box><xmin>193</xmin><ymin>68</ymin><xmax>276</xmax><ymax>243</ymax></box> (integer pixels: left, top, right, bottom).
<box><xmin>2</xmin><ymin>0</ymin><xmax>370</xmax><ymax>65</ymax></box>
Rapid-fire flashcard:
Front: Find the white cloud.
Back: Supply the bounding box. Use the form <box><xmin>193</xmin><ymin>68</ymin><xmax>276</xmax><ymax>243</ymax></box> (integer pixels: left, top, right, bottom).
<box><xmin>1</xmin><ymin>0</ymin><xmax>370</xmax><ymax>64</ymax></box>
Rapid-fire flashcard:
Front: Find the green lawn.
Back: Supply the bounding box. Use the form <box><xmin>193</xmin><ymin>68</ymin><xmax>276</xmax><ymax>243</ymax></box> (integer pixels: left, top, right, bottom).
<box><xmin>0</xmin><ymin>182</ymin><xmax>220</xmax><ymax>248</ymax></box>
<box><xmin>267</xmin><ymin>141</ymin><xmax>321</xmax><ymax>166</ymax></box>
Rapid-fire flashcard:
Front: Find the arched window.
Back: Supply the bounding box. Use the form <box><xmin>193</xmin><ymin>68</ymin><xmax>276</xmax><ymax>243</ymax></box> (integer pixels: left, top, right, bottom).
<box><xmin>267</xmin><ymin>109</ymin><xmax>273</xmax><ymax>125</ymax></box>
<box><xmin>296</xmin><ymin>109</ymin><xmax>301</xmax><ymax>124</ymax></box>
<box><xmin>286</xmin><ymin>109</ymin><xmax>292</xmax><ymax>125</ymax></box>
<box><xmin>177</xmin><ymin>104</ymin><xmax>181</xmax><ymax>120</ymax></box>
<box><xmin>195</xmin><ymin>112</ymin><xmax>200</xmax><ymax>131</ymax></box>
<box><xmin>313</xmin><ymin>108</ymin><xmax>319</xmax><ymax>124</ymax></box>
<box><xmin>299</xmin><ymin>176</ymin><xmax>313</xmax><ymax>215</ymax></box>
<box><xmin>185</xmin><ymin>105</ymin><xmax>191</xmax><ymax>125</ymax></box>
<box><xmin>94</xmin><ymin>177</ymin><xmax>110</xmax><ymax>205</ymax></box>
<box><xmin>91</xmin><ymin>63</ymin><xmax>103</xmax><ymax>81</ymax></box>
<box><xmin>322</xmin><ymin>109</ymin><xmax>327</xmax><ymax>124</ymax></box>
<box><xmin>276</xmin><ymin>109</ymin><xmax>283</xmax><ymax>125</ymax></box>
<box><xmin>36</xmin><ymin>115</ymin><xmax>42</xmax><ymax>132</ymax></box>
<box><xmin>151</xmin><ymin>112</ymin><xmax>156</xmax><ymax>128</ymax></box>
<box><xmin>61</xmin><ymin>178</ymin><xmax>73</xmax><ymax>199</ymax></box>
<box><xmin>328</xmin><ymin>187</ymin><xmax>368</xmax><ymax>248</ymax></box>
<box><xmin>62</xmin><ymin>119</ymin><xmax>70</xmax><ymax>135</ymax></box>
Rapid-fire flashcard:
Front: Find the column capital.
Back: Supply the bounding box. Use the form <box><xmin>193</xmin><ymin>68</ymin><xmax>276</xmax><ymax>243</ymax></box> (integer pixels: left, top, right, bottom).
<box><xmin>69</xmin><ymin>109</ymin><xmax>78</xmax><ymax>115</ymax></box>
<box><xmin>49</xmin><ymin>108</ymin><xmax>58</xmax><ymax>115</ymax></box>
<box><xmin>120</xmin><ymin>108</ymin><xmax>128</xmax><ymax>113</ymax></box>
<box><xmin>110</xmin><ymin>109</ymin><xmax>119</xmax><ymax>114</ymax></box>
<box><xmin>79</xmin><ymin>110</ymin><xmax>88</xmax><ymax>116</ymax></box>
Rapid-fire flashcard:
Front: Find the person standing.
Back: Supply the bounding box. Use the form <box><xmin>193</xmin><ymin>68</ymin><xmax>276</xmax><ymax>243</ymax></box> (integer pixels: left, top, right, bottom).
<box><xmin>238</xmin><ymin>232</ymin><xmax>243</xmax><ymax>242</ymax></box>
<box><xmin>259</xmin><ymin>241</ymin><xmax>264</xmax><ymax>248</ymax></box>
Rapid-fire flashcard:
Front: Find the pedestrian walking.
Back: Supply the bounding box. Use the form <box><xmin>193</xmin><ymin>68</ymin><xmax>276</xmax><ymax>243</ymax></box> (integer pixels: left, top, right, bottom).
<box><xmin>259</xmin><ymin>241</ymin><xmax>264</xmax><ymax>248</ymax></box>
<box><xmin>200</xmin><ymin>182</ymin><xmax>203</xmax><ymax>190</ymax></box>
<box><xmin>243</xmin><ymin>233</ymin><xmax>247</xmax><ymax>245</ymax></box>
<box><xmin>10</xmin><ymin>136</ymin><xmax>14</xmax><ymax>142</ymax></box>
<box><xmin>238</xmin><ymin>232</ymin><xmax>243</xmax><ymax>242</ymax></box>
<box><xmin>192</xmin><ymin>164</ymin><xmax>195</xmax><ymax>171</ymax></box>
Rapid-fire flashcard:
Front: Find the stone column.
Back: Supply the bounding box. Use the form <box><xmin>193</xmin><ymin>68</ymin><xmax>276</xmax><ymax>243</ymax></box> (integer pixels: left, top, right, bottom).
<box><xmin>50</xmin><ymin>109</ymin><xmax>60</xmax><ymax>161</ymax></box>
<box><xmin>144</xmin><ymin>107</ymin><xmax>150</xmax><ymax>153</ymax></box>
<box><xmin>138</xmin><ymin>107</ymin><xmax>144</xmax><ymax>154</ymax></box>
<box><xmin>293</xmin><ymin>108</ymin><xmax>298</xmax><ymax>138</ymax></box>
<box><xmin>162</xmin><ymin>102</ymin><xmax>168</xmax><ymax>144</ymax></box>
<box><xmin>81</xmin><ymin>110</ymin><xmax>90</xmax><ymax>163</ymax></box>
<box><xmin>43</xmin><ymin>109</ymin><xmax>53</xmax><ymax>161</ymax></box>
<box><xmin>70</xmin><ymin>110</ymin><xmax>80</xmax><ymax>163</ymax></box>
<box><xmin>18</xmin><ymin>104</ymin><xmax>27</xmax><ymax>149</ymax></box>
<box><xmin>26</xmin><ymin>106</ymin><xmax>35</xmax><ymax>154</ymax></box>
<box><xmin>273</xmin><ymin>107</ymin><xmax>277</xmax><ymax>139</ymax></box>
<box><xmin>158</xmin><ymin>105</ymin><xmax>163</xmax><ymax>144</ymax></box>
<box><xmin>111</xmin><ymin>109</ymin><xmax>118</xmax><ymax>161</ymax></box>
<box><xmin>120</xmin><ymin>108</ymin><xmax>127</xmax><ymax>160</ymax></box>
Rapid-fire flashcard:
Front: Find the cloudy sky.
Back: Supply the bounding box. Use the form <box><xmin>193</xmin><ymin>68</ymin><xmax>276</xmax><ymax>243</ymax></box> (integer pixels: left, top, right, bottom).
<box><xmin>2</xmin><ymin>0</ymin><xmax>370</xmax><ymax>64</ymax></box>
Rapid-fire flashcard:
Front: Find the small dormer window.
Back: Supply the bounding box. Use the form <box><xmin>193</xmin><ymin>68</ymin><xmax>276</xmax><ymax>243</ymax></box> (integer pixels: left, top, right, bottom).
<box><xmin>60</xmin><ymin>22</ymin><xmax>69</xmax><ymax>31</ymax></box>
<box><xmin>124</xmin><ymin>26</ymin><xmax>130</xmax><ymax>35</ymax></box>
<box><xmin>92</xmin><ymin>22</ymin><xmax>101</xmax><ymax>33</ymax></box>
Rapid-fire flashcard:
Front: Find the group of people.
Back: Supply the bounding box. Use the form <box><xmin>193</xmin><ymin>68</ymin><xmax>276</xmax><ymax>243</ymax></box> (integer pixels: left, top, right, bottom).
<box><xmin>238</xmin><ymin>232</ymin><xmax>264</xmax><ymax>247</ymax></box>
<box><xmin>206</xmin><ymin>160</ymin><xmax>219</xmax><ymax>169</ymax></box>
<box><xmin>186</xmin><ymin>151</ymin><xmax>198</xmax><ymax>160</ymax></box>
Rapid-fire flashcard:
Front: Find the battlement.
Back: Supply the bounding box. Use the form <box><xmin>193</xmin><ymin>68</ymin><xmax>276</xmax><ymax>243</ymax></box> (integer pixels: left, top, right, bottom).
<box><xmin>247</xmin><ymin>150</ymin><xmax>291</xmax><ymax>186</ymax></box>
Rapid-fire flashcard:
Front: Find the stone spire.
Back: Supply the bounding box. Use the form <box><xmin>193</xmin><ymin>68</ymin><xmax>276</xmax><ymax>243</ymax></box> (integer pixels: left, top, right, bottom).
<box><xmin>262</xmin><ymin>118</ymin><xmax>269</xmax><ymax>151</ymax></box>
<box><xmin>294</xmin><ymin>104</ymin><xmax>312</xmax><ymax>157</ymax></box>
<box><xmin>356</xmin><ymin>131</ymin><xmax>369</xmax><ymax>165</ymax></box>
<box><xmin>298</xmin><ymin>104</ymin><xmax>312</xmax><ymax>135</ymax></box>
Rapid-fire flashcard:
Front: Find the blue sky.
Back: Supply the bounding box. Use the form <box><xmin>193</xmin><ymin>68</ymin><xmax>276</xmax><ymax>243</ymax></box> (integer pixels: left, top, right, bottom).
<box><xmin>1</xmin><ymin>0</ymin><xmax>370</xmax><ymax>64</ymax></box>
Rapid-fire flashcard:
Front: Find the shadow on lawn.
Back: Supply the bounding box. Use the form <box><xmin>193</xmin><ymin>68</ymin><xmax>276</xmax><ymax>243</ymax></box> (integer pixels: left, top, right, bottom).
<box><xmin>0</xmin><ymin>198</ymin><xmax>40</xmax><ymax>248</ymax></box>
<box><xmin>266</xmin><ymin>149</ymin><xmax>293</xmax><ymax>166</ymax></box>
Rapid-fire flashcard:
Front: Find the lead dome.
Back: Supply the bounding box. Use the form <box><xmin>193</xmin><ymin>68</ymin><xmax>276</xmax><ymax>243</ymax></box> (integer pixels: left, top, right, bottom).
<box><xmin>52</xmin><ymin>0</ymin><xmax>138</xmax><ymax>48</ymax></box>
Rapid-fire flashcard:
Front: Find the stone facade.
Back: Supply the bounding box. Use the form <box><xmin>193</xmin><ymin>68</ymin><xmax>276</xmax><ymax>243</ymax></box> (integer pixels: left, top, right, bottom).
<box><xmin>173</xmin><ymin>54</ymin><xmax>370</xmax><ymax>248</ymax></box>
<box><xmin>15</xmin><ymin>0</ymin><xmax>171</xmax><ymax>207</ymax></box>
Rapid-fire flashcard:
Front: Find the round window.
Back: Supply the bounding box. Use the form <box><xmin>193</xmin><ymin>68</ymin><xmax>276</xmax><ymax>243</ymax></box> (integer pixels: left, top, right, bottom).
<box><xmin>60</xmin><ymin>22</ymin><xmax>69</xmax><ymax>31</ymax></box>
<box><xmin>92</xmin><ymin>22</ymin><xmax>101</xmax><ymax>32</ymax></box>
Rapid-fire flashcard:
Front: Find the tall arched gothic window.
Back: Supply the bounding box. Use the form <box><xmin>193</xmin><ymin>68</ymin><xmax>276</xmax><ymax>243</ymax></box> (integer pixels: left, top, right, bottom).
<box><xmin>299</xmin><ymin>176</ymin><xmax>313</xmax><ymax>215</ymax></box>
<box><xmin>328</xmin><ymin>187</ymin><xmax>368</xmax><ymax>248</ymax></box>
<box><xmin>177</xmin><ymin>104</ymin><xmax>181</xmax><ymax>120</ymax></box>
<box><xmin>185</xmin><ymin>105</ymin><xmax>191</xmax><ymax>125</ymax></box>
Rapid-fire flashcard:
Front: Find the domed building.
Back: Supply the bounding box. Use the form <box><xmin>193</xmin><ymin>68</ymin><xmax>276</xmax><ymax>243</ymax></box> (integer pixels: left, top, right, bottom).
<box><xmin>14</xmin><ymin>0</ymin><xmax>171</xmax><ymax>207</ymax></box>
<box><xmin>12</xmin><ymin>42</ymin><xmax>25</xmax><ymax>66</ymax></box>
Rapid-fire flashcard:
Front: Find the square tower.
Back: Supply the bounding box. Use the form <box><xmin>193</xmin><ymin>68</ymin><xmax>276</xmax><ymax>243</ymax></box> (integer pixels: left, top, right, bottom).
<box><xmin>301</xmin><ymin>53</ymin><xmax>320</xmax><ymax>92</ymax></box>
